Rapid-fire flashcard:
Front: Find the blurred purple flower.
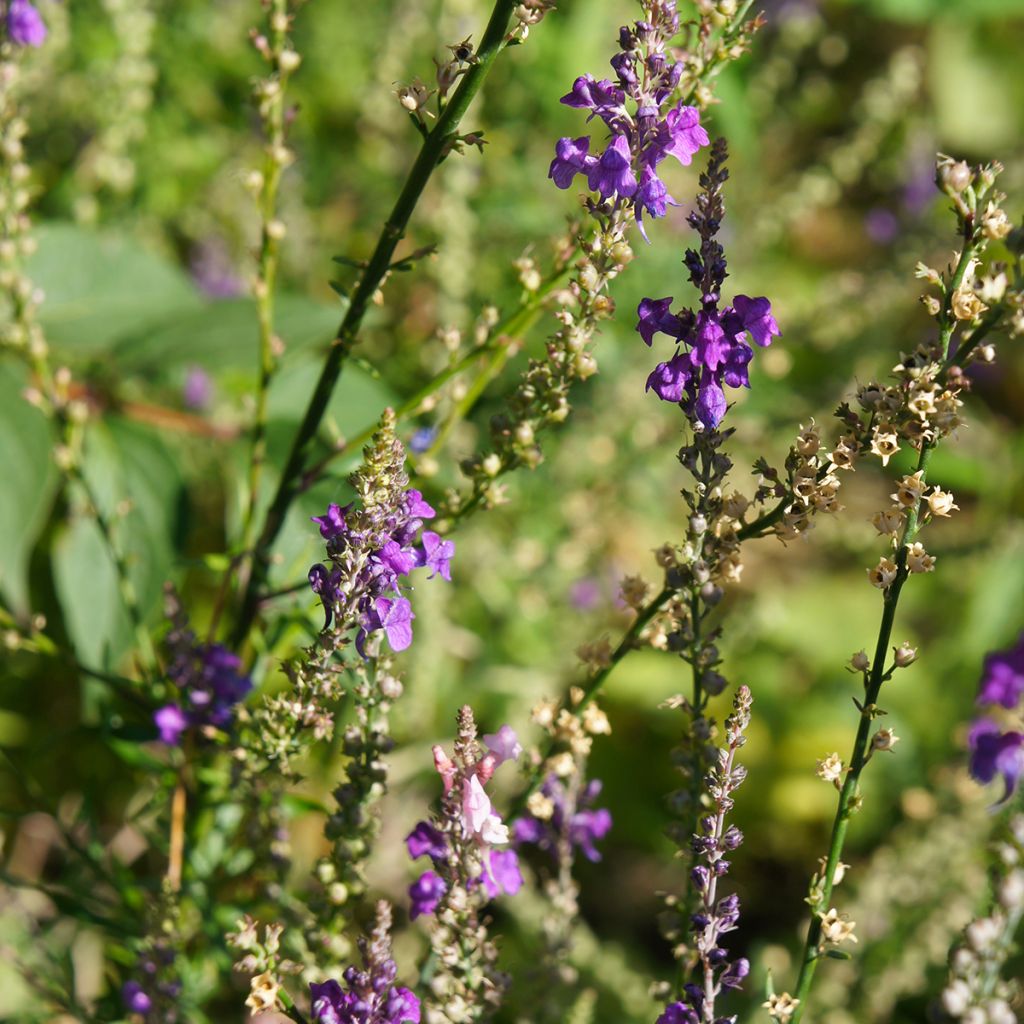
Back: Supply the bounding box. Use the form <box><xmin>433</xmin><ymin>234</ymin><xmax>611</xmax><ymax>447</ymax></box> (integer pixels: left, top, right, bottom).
<box><xmin>864</xmin><ymin>207</ymin><xmax>900</xmax><ymax>245</ymax></box>
<box><xmin>7</xmin><ymin>1</ymin><xmax>46</xmax><ymax>47</ymax></box>
<box><xmin>121</xmin><ymin>980</ymin><xmax>152</xmax><ymax>1015</ymax></box>
<box><xmin>408</xmin><ymin>870</ymin><xmax>446</xmax><ymax>920</ymax></box>
<box><xmin>968</xmin><ymin>720</ymin><xmax>1024</xmax><ymax>803</ymax></box>
<box><xmin>182</xmin><ymin>366</ymin><xmax>213</xmax><ymax>410</ymax></box>
<box><xmin>976</xmin><ymin>634</ymin><xmax>1024</xmax><ymax>709</ymax></box>
<box><xmin>189</xmin><ymin>241</ymin><xmax>244</xmax><ymax>299</ymax></box>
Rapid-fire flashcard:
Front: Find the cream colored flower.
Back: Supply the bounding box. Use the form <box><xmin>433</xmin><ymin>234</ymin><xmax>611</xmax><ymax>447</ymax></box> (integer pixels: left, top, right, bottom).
<box><xmin>849</xmin><ymin>650</ymin><xmax>870</xmax><ymax>672</ymax></box>
<box><xmin>245</xmin><ymin>972</ymin><xmax>280</xmax><ymax>1014</ymax></box>
<box><xmin>526</xmin><ymin>790</ymin><xmax>555</xmax><ymax>820</ymax></box>
<box><xmin>951</xmin><ymin>285</ymin><xmax>988</xmax><ymax>322</ymax></box>
<box><xmin>816</xmin><ymin>752</ymin><xmax>844</xmax><ymax>785</ymax></box>
<box><xmin>582</xmin><ymin>703</ymin><xmax>611</xmax><ymax>736</ymax></box>
<box><xmin>871</xmin><ymin>728</ymin><xmax>900</xmax><ymax>752</ymax></box>
<box><xmin>870</xmin><ymin>426</ymin><xmax>900</xmax><ymax>467</ymax></box>
<box><xmin>906</xmin><ymin>541</ymin><xmax>935</xmax><ymax>574</ymax></box>
<box><xmin>981</xmin><ymin>201</ymin><xmax>1012</xmax><ymax>241</ymax></box>
<box><xmin>927</xmin><ymin>487</ymin><xmax>959</xmax><ymax>517</ymax></box>
<box><xmin>795</xmin><ymin>420</ymin><xmax>820</xmax><ymax>457</ymax></box>
<box><xmin>763</xmin><ymin>993</ymin><xmax>801</xmax><ymax>1022</ymax></box>
<box><xmin>722</xmin><ymin>491</ymin><xmax>750</xmax><ymax>519</ymax></box>
<box><xmin>868</xmin><ymin>557</ymin><xmax>898</xmax><ymax>589</ymax></box>
<box><xmin>872</xmin><ymin>507</ymin><xmax>904</xmax><ymax>537</ymax></box>
<box><xmin>819</xmin><ymin>907</ymin><xmax>858</xmax><ymax>945</ymax></box>
<box><xmin>892</xmin><ymin>471</ymin><xmax>927</xmax><ymax>508</ymax></box>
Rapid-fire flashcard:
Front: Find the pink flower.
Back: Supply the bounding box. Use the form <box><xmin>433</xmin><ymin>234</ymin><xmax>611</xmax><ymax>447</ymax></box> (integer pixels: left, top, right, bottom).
<box><xmin>432</xmin><ymin>745</ymin><xmax>456</xmax><ymax>794</ymax></box>
<box><xmin>461</xmin><ymin>775</ymin><xmax>509</xmax><ymax>845</ymax></box>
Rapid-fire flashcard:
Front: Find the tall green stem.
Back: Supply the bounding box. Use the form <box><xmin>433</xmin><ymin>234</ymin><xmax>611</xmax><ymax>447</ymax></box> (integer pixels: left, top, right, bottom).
<box><xmin>230</xmin><ymin>0</ymin><xmax>520</xmax><ymax>647</ymax></box>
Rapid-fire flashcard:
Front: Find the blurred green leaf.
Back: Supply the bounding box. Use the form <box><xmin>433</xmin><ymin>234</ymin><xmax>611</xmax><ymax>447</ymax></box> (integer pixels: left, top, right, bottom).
<box><xmin>112</xmin><ymin>294</ymin><xmax>344</xmax><ymax>373</ymax></box>
<box><xmin>0</xmin><ymin>362</ymin><xmax>58</xmax><ymax>612</ymax></box>
<box><xmin>28</xmin><ymin>223</ymin><xmax>203</xmax><ymax>355</ymax></box>
<box><xmin>51</xmin><ymin>420</ymin><xmax>185</xmax><ymax>667</ymax></box>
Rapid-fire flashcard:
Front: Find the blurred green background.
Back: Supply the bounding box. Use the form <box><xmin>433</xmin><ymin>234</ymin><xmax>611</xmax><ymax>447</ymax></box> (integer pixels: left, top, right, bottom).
<box><xmin>3</xmin><ymin>0</ymin><xmax>1024</xmax><ymax>1020</ymax></box>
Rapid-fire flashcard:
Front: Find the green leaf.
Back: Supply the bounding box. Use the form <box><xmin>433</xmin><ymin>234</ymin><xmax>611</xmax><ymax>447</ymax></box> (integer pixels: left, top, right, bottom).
<box><xmin>111</xmin><ymin>293</ymin><xmax>343</xmax><ymax>373</ymax></box>
<box><xmin>51</xmin><ymin>420</ymin><xmax>185</xmax><ymax>668</ymax></box>
<box><xmin>28</xmin><ymin>223</ymin><xmax>203</xmax><ymax>356</ymax></box>
<box><xmin>0</xmin><ymin>361</ymin><xmax>58</xmax><ymax>612</ymax></box>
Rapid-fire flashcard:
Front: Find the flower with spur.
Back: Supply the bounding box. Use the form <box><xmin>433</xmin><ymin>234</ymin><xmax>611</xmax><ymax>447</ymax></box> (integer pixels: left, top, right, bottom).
<box><xmin>512</xmin><ymin>776</ymin><xmax>612</xmax><ymax>863</ymax></box>
<box><xmin>307</xmin><ymin>488</ymin><xmax>454</xmax><ymax>654</ymax></box>
<box><xmin>405</xmin><ymin>724</ymin><xmax>523</xmax><ymax>920</ymax></box>
<box><xmin>968</xmin><ymin>634</ymin><xmax>1024</xmax><ymax>802</ymax></box>
<box><xmin>635</xmin><ymin>138</ymin><xmax>780</xmax><ymax>428</ymax></box>
<box><xmin>6</xmin><ymin>0</ymin><xmax>46</xmax><ymax>47</ymax></box>
<box><xmin>548</xmin><ymin>2</ymin><xmax>709</xmax><ymax>239</ymax></box>
<box><xmin>310</xmin><ymin>902</ymin><xmax>420</xmax><ymax>1024</ymax></box>
<box><xmin>153</xmin><ymin>640</ymin><xmax>252</xmax><ymax>746</ymax></box>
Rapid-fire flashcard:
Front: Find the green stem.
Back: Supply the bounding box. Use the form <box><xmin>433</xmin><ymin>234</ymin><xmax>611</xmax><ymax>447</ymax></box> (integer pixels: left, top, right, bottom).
<box><xmin>506</xmin><ymin>587</ymin><xmax>672</xmax><ymax>818</ymax></box>
<box><xmin>789</xmin><ymin>231</ymin><xmax>980</xmax><ymax>1022</ymax></box>
<box><xmin>240</xmin><ymin>0</ymin><xmax>291</xmax><ymax>561</ymax></box>
<box><xmin>305</xmin><ymin>260</ymin><xmax>570</xmax><ymax>483</ymax></box>
<box><xmin>230</xmin><ymin>0</ymin><xmax>521</xmax><ymax>648</ymax></box>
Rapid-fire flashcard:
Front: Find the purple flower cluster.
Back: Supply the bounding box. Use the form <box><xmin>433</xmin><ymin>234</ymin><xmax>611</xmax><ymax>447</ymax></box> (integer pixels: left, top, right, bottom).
<box><xmin>310</xmin><ymin>976</ymin><xmax>419</xmax><ymax>1024</ymax></box>
<box><xmin>6</xmin><ymin>0</ymin><xmax>46</xmax><ymax>47</ymax></box>
<box><xmin>406</xmin><ymin>726</ymin><xmax>524</xmax><ymax>919</ymax></box>
<box><xmin>968</xmin><ymin>634</ymin><xmax>1024</xmax><ymax>803</ymax></box>
<box><xmin>548</xmin><ymin>1</ymin><xmax>708</xmax><ymax>239</ymax></box>
<box><xmin>153</xmin><ymin>642</ymin><xmax>252</xmax><ymax>746</ymax></box>
<box><xmin>636</xmin><ymin>139</ymin><xmax>780</xmax><ymax>429</ymax></box>
<box><xmin>512</xmin><ymin>776</ymin><xmax>612</xmax><ymax>862</ymax></box>
<box><xmin>308</xmin><ymin>489</ymin><xmax>453</xmax><ymax>654</ymax></box>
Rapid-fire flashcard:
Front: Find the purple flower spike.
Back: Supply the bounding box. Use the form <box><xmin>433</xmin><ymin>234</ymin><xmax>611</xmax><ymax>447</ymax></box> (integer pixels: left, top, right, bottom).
<box><xmin>409</xmin><ymin>870</ymin><xmax>446</xmax><ymax>920</ymax></box>
<box><xmin>968</xmin><ymin>719</ymin><xmax>1024</xmax><ymax>803</ymax></box>
<box><xmin>7</xmin><ymin>1</ymin><xmax>46</xmax><ymax>47</ymax></box>
<box><xmin>732</xmin><ymin>294</ymin><xmax>780</xmax><ymax>347</ymax></box>
<box><xmin>154</xmin><ymin>704</ymin><xmax>188</xmax><ymax>746</ymax></box>
<box><xmin>549</xmin><ymin>136</ymin><xmax>591</xmax><ymax>190</ymax></box>
<box><xmin>417</xmin><ymin>531</ymin><xmax>454</xmax><ymax>581</ymax></box>
<box><xmin>657</xmin><ymin>1002</ymin><xmax>699</xmax><ymax>1024</ymax></box>
<box><xmin>646</xmin><ymin>353</ymin><xmax>691</xmax><ymax>403</ymax></box>
<box><xmin>587</xmin><ymin>134</ymin><xmax>637</xmax><ymax>200</ymax></box>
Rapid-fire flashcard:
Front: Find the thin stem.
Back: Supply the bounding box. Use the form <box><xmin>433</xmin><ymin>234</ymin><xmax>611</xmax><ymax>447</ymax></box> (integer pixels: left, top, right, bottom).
<box><xmin>305</xmin><ymin>260</ymin><xmax>570</xmax><ymax>483</ymax></box>
<box><xmin>167</xmin><ymin>775</ymin><xmax>187</xmax><ymax>892</ymax></box>
<box><xmin>230</xmin><ymin>0</ymin><xmax>521</xmax><ymax>648</ymax></box>
<box><xmin>240</xmin><ymin>0</ymin><xmax>292</xmax><ymax>559</ymax></box>
<box><xmin>789</xmin><ymin>230</ymin><xmax>979</xmax><ymax>1022</ymax></box>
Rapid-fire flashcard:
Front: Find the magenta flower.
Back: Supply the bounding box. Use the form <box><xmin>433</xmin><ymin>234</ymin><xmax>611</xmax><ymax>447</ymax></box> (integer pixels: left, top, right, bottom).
<box><xmin>364</xmin><ymin>597</ymin><xmax>415</xmax><ymax>652</ymax></box>
<box><xmin>405</xmin><ymin>821</ymin><xmax>447</xmax><ymax>862</ymax></box>
<box><xmin>7</xmin><ymin>1</ymin><xmax>46</xmax><ymax>47</ymax></box>
<box><xmin>154</xmin><ymin>704</ymin><xmax>188</xmax><ymax>745</ymax></box>
<box><xmin>477</xmin><ymin>848</ymin><xmax>524</xmax><ymax>899</ymax></box>
<box><xmin>311</xmin><ymin>503</ymin><xmax>348</xmax><ymax>540</ymax></box>
<box><xmin>483</xmin><ymin>724</ymin><xmax>522</xmax><ymax>765</ymax></box>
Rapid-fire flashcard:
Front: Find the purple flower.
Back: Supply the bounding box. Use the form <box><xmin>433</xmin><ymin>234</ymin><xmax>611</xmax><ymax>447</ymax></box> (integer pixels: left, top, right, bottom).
<box><xmin>646</xmin><ymin>354</ymin><xmax>691</xmax><ymax>403</ymax></box>
<box><xmin>513</xmin><ymin>776</ymin><xmax>612</xmax><ymax>862</ymax></box>
<box><xmin>696</xmin><ymin>374</ymin><xmax>727</xmax><ymax>429</ymax></box>
<box><xmin>409</xmin><ymin>427</ymin><xmax>437</xmax><ymax>454</ymax></box>
<box><xmin>406</xmin><ymin>821</ymin><xmax>448</xmax><ymax>862</ymax></box>
<box><xmin>363</xmin><ymin>597</ymin><xmax>415</xmax><ymax>653</ymax></box>
<box><xmin>732</xmin><ymin>294</ymin><xmax>780</xmax><ymax>348</ymax></box>
<box><xmin>154</xmin><ymin>704</ymin><xmax>188</xmax><ymax>746</ymax></box>
<box><xmin>416</xmin><ymin>531</ymin><xmax>454</xmax><ymax>582</ymax></box>
<box><xmin>156</xmin><ymin>638</ymin><xmax>252</xmax><ymax>744</ymax></box>
<box><xmin>483</xmin><ymin>724</ymin><xmax>522</xmax><ymax>765</ymax></box>
<box><xmin>657</xmin><ymin>1002</ymin><xmax>699</xmax><ymax>1024</ymax></box>
<box><xmin>385</xmin><ymin>988</ymin><xmax>421</xmax><ymax>1024</ymax></box>
<box><xmin>652</xmin><ymin>103</ymin><xmax>709</xmax><ymax>167</ymax></box>
<box><xmin>7</xmin><ymin>1</ymin><xmax>46</xmax><ymax>47</ymax></box>
<box><xmin>548</xmin><ymin>136</ymin><xmax>591</xmax><ymax>190</ymax></box>
<box><xmin>559</xmin><ymin>75</ymin><xmax>624</xmax><ymax>120</ymax></box>
<box><xmin>404</xmin><ymin>489</ymin><xmax>435</xmax><ymax>520</ymax></box>
<box><xmin>977</xmin><ymin>635</ymin><xmax>1024</xmax><ymax>710</ymax></box>
<box><xmin>968</xmin><ymin>719</ymin><xmax>1024</xmax><ymax>803</ymax></box>
<box><xmin>409</xmin><ymin>870</ymin><xmax>446</xmax><ymax>920</ymax></box>
<box><xmin>121</xmin><ymin>980</ymin><xmax>152</xmax><ymax>1014</ymax></box>
<box><xmin>312</xmin><ymin>503</ymin><xmax>348</xmax><ymax>540</ymax></box>
<box><xmin>182</xmin><ymin>366</ymin><xmax>213</xmax><ymax>410</ymax></box>
<box><xmin>477</xmin><ymin>848</ymin><xmax>524</xmax><ymax>900</ymax></box>
<box><xmin>691</xmin><ymin>311</ymin><xmax>730</xmax><ymax>372</ymax></box>
<box><xmin>378</xmin><ymin>540</ymin><xmax>418</xmax><ymax>578</ymax></box>
<box><xmin>636</xmin><ymin>297</ymin><xmax>684</xmax><ymax>347</ymax></box>
<box><xmin>587</xmin><ymin>134</ymin><xmax>637</xmax><ymax>200</ymax></box>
